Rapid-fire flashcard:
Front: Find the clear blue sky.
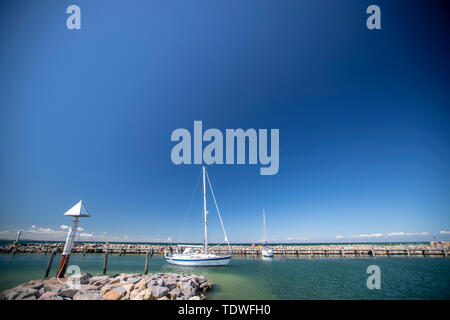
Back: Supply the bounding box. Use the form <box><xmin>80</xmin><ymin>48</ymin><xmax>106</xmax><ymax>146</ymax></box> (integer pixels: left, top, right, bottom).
<box><xmin>0</xmin><ymin>0</ymin><xmax>449</xmax><ymax>243</ymax></box>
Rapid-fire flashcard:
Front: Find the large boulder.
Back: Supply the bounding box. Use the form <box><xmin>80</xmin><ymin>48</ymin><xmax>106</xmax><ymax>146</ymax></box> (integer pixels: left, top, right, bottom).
<box><xmin>38</xmin><ymin>291</ymin><xmax>62</xmax><ymax>300</ymax></box>
<box><xmin>150</xmin><ymin>285</ymin><xmax>170</xmax><ymax>299</ymax></box>
<box><xmin>110</xmin><ymin>286</ymin><xmax>127</xmax><ymax>297</ymax></box>
<box><xmin>59</xmin><ymin>288</ymin><xmax>79</xmax><ymax>298</ymax></box>
<box><xmin>100</xmin><ymin>283</ymin><xmax>121</xmax><ymax>294</ymax></box>
<box><xmin>126</xmin><ymin>277</ymin><xmax>141</xmax><ymax>285</ymax></box>
<box><xmin>73</xmin><ymin>291</ymin><xmax>102</xmax><ymax>300</ymax></box>
<box><xmin>16</xmin><ymin>288</ymin><xmax>39</xmax><ymax>300</ymax></box>
<box><xmin>2</xmin><ymin>290</ymin><xmax>21</xmax><ymax>300</ymax></box>
<box><xmin>43</xmin><ymin>284</ymin><xmax>63</xmax><ymax>293</ymax></box>
<box><xmin>67</xmin><ymin>272</ymin><xmax>91</xmax><ymax>285</ymax></box>
<box><xmin>89</xmin><ymin>276</ymin><xmax>110</xmax><ymax>287</ymax></box>
<box><xmin>170</xmin><ymin>287</ymin><xmax>181</xmax><ymax>300</ymax></box>
<box><xmin>102</xmin><ymin>290</ymin><xmax>122</xmax><ymax>300</ymax></box>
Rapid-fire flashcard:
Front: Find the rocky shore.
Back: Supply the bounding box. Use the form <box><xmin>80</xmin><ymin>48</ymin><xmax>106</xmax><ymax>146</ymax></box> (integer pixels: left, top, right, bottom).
<box><xmin>0</xmin><ymin>272</ymin><xmax>213</xmax><ymax>300</ymax></box>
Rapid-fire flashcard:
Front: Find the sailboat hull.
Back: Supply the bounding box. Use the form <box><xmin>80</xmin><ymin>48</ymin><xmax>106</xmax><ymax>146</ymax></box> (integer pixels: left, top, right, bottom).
<box><xmin>166</xmin><ymin>254</ymin><xmax>231</xmax><ymax>266</ymax></box>
<box><xmin>261</xmin><ymin>247</ymin><xmax>274</xmax><ymax>257</ymax></box>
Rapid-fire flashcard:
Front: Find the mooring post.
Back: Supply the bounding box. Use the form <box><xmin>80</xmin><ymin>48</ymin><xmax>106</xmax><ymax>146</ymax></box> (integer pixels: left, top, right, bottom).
<box><xmin>144</xmin><ymin>251</ymin><xmax>150</xmax><ymax>274</ymax></box>
<box><xmin>103</xmin><ymin>249</ymin><xmax>109</xmax><ymax>275</ymax></box>
<box><xmin>282</xmin><ymin>247</ymin><xmax>286</xmax><ymax>257</ymax></box>
<box><xmin>407</xmin><ymin>249</ymin><xmax>411</xmax><ymax>257</ymax></box>
<box><xmin>45</xmin><ymin>249</ymin><xmax>57</xmax><ymax>277</ymax></box>
<box><xmin>444</xmin><ymin>249</ymin><xmax>448</xmax><ymax>258</ymax></box>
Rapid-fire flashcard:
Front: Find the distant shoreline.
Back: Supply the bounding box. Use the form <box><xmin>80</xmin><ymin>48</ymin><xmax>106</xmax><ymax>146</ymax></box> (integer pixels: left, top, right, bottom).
<box><xmin>0</xmin><ymin>239</ymin><xmax>433</xmax><ymax>246</ymax></box>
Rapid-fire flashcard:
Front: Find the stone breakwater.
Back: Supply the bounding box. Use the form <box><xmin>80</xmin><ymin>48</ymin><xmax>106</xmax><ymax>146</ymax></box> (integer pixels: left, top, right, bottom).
<box><xmin>0</xmin><ymin>272</ymin><xmax>213</xmax><ymax>300</ymax></box>
<box><xmin>1</xmin><ymin>242</ymin><xmax>449</xmax><ymax>257</ymax></box>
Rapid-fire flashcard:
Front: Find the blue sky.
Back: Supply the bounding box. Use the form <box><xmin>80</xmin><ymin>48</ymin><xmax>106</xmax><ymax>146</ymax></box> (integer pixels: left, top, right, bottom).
<box><xmin>0</xmin><ymin>0</ymin><xmax>449</xmax><ymax>243</ymax></box>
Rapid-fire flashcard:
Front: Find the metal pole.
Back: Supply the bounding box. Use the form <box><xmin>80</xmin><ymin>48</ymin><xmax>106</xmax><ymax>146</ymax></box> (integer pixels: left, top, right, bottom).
<box><xmin>202</xmin><ymin>166</ymin><xmax>208</xmax><ymax>253</ymax></box>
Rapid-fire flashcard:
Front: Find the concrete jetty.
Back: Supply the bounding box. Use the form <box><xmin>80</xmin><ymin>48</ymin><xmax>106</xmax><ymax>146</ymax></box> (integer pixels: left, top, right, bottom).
<box><xmin>1</xmin><ymin>242</ymin><xmax>449</xmax><ymax>257</ymax></box>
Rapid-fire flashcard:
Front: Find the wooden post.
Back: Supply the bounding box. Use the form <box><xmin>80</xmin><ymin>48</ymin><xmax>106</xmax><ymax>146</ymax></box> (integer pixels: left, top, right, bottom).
<box><xmin>45</xmin><ymin>249</ymin><xmax>57</xmax><ymax>277</ymax></box>
<box><xmin>282</xmin><ymin>247</ymin><xmax>286</xmax><ymax>257</ymax></box>
<box><xmin>103</xmin><ymin>249</ymin><xmax>109</xmax><ymax>275</ymax></box>
<box><xmin>407</xmin><ymin>249</ymin><xmax>411</xmax><ymax>257</ymax></box>
<box><xmin>144</xmin><ymin>251</ymin><xmax>150</xmax><ymax>274</ymax></box>
<box><xmin>444</xmin><ymin>249</ymin><xmax>448</xmax><ymax>258</ymax></box>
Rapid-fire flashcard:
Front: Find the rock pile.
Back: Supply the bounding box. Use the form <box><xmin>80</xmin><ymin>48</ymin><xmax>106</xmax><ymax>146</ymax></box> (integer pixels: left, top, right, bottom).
<box><xmin>0</xmin><ymin>272</ymin><xmax>213</xmax><ymax>300</ymax></box>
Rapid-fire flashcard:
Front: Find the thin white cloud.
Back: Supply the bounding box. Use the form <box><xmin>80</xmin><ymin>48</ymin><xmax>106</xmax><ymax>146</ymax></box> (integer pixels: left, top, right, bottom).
<box><xmin>79</xmin><ymin>233</ymin><xmax>93</xmax><ymax>237</ymax></box>
<box><xmin>77</xmin><ymin>227</ymin><xmax>84</xmax><ymax>231</ymax></box>
<box><xmin>440</xmin><ymin>230</ymin><xmax>450</xmax><ymax>235</ymax></box>
<box><xmin>60</xmin><ymin>225</ymin><xmax>69</xmax><ymax>230</ymax></box>
<box><xmin>387</xmin><ymin>232</ymin><xmax>428</xmax><ymax>237</ymax></box>
<box><xmin>336</xmin><ymin>235</ymin><xmax>344</xmax><ymax>239</ymax></box>
<box><xmin>350</xmin><ymin>233</ymin><xmax>383</xmax><ymax>238</ymax></box>
<box><xmin>285</xmin><ymin>237</ymin><xmax>309</xmax><ymax>241</ymax></box>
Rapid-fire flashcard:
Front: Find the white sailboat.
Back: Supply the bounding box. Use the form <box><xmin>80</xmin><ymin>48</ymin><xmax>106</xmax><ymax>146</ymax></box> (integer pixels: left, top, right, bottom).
<box><xmin>261</xmin><ymin>209</ymin><xmax>274</xmax><ymax>257</ymax></box>
<box><xmin>164</xmin><ymin>166</ymin><xmax>232</xmax><ymax>266</ymax></box>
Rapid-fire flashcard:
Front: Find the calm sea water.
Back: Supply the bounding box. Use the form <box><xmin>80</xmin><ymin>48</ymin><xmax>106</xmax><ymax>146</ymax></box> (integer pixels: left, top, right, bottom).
<box><xmin>0</xmin><ymin>254</ymin><xmax>449</xmax><ymax>299</ymax></box>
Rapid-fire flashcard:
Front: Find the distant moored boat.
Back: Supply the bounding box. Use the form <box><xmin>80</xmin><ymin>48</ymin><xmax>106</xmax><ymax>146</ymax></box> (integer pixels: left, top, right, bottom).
<box><xmin>261</xmin><ymin>209</ymin><xmax>274</xmax><ymax>257</ymax></box>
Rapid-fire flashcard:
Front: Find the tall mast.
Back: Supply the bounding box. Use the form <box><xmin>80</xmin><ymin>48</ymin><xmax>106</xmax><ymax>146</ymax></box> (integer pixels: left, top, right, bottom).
<box><xmin>203</xmin><ymin>166</ymin><xmax>208</xmax><ymax>252</ymax></box>
<box><xmin>263</xmin><ymin>209</ymin><xmax>266</xmax><ymax>242</ymax></box>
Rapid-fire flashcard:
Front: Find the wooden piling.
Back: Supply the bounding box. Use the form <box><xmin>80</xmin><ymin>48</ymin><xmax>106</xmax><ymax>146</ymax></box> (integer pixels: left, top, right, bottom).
<box><xmin>45</xmin><ymin>249</ymin><xmax>56</xmax><ymax>277</ymax></box>
<box><xmin>103</xmin><ymin>249</ymin><xmax>109</xmax><ymax>275</ymax></box>
<box><xmin>144</xmin><ymin>251</ymin><xmax>150</xmax><ymax>274</ymax></box>
<box><xmin>444</xmin><ymin>249</ymin><xmax>448</xmax><ymax>258</ymax></box>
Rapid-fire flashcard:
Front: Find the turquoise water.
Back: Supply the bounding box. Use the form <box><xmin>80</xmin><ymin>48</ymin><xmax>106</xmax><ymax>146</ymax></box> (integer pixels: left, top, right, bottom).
<box><xmin>0</xmin><ymin>254</ymin><xmax>449</xmax><ymax>299</ymax></box>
